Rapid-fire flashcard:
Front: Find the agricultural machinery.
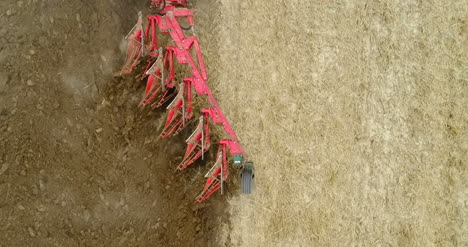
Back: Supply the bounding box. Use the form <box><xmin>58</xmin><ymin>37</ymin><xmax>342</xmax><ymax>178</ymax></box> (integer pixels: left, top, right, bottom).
<box><xmin>121</xmin><ymin>0</ymin><xmax>254</xmax><ymax>202</ymax></box>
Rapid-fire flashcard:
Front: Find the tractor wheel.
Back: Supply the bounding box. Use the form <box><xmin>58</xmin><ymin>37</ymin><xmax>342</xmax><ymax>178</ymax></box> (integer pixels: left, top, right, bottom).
<box><xmin>241</xmin><ymin>167</ymin><xmax>254</xmax><ymax>194</ymax></box>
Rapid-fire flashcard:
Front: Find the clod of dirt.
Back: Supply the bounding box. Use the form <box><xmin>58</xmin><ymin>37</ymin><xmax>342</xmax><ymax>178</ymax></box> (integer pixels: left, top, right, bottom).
<box><xmin>0</xmin><ymin>73</ymin><xmax>8</xmax><ymax>92</ymax></box>
<box><xmin>0</xmin><ymin>163</ymin><xmax>9</xmax><ymax>175</ymax></box>
<box><xmin>27</xmin><ymin>227</ymin><xmax>36</xmax><ymax>237</ymax></box>
<box><xmin>39</xmin><ymin>178</ymin><xmax>46</xmax><ymax>191</ymax></box>
<box><xmin>191</xmin><ymin>203</ymin><xmax>210</xmax><ymax>212</ymax></box>
<box><xmin>37</xmin><ymin>205</ymin><xmax>46</xmax><ymax>212</ymax></box>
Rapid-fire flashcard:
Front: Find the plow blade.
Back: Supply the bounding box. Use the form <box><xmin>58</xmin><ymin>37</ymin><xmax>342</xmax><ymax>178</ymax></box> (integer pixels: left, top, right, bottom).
<box><xmin>151</xmin><ymin>88</ymin><xmax>177</xmax><ymax>109</ymax></box>
<box><xmin>150</xmin><ymin>47</ymin><xmax>178</xmax><ymax>108</ymax></box>
<box><xmin>160</xmin><ymin>108</ymin><xmax>191</xmax><ymax>138</ymax></box>
<box><xmin>152</xmin><ymin>88</ymin><xmax>177</xmax><ymax>109</ymax></box>
<box><xmin>177</xmin><ymin>116</ymin><xmax>210</xmax><ymax>170</ymax></box>
<box><xmin>140</xmin><ymin>47</ymin><xmax>180</xmax><ymax>109</ymax></box>
<box><xmin>160</xmin><ymin>82</ymin><xmax>192</xmax><ymax>138</ymax></box>
<box><xmin>139</xmin><ymin>49</ymin><xmax>164</xmax><ymax>108</ymax></box>
<box><xmin>139</xmin><ymin>74</ymin><xmax>162</xmax><ymax>108</ymax></box>
<box><xmin>196</xmin><ymin>145</ymin><xmax>228</xmax><ymax>202</ymax></box>
<box><xmin>121</xmin><ymin>12</ymin><xmax>144</xmax><ymax>74</ymax></box>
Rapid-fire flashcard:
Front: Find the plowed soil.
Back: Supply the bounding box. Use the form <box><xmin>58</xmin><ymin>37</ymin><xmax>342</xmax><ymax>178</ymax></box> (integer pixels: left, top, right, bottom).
<box><xmin>0</xmin><ymin>1</ymin><xmax>227</xmax><ymax>246</ymax></box>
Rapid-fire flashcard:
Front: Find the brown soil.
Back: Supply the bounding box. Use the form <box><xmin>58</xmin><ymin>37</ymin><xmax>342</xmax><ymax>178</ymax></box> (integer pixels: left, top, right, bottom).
<box><xmin>0</xmin><ymin>1</ymin><xmax>227</xmax><ymax>246</ymax></box>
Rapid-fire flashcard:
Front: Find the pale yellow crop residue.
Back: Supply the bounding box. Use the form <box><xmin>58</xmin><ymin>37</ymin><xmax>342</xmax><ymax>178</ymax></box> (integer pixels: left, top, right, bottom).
<box><xmin>194</xmin><ymin>0</ymin><xmax>467</xmax><ymax>246</ymax></box>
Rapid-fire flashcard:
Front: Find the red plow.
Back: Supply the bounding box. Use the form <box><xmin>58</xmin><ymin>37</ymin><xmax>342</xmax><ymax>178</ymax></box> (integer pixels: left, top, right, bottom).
<box><xmin>121</xmin><ymin>0</ymin><xmax>254</xmax><ymax>202</ymax></box>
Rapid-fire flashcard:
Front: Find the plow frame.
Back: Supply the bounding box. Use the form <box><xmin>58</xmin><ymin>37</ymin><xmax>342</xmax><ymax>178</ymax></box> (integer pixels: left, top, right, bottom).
<box><xmin>121</xmin><ymin>1</ymin><xmax>253</xmax><ymax>202</ymax></box>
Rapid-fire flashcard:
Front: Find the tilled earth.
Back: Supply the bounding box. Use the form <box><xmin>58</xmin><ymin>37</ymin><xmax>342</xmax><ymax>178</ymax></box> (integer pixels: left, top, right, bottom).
<box><xmin>0</xmin><ymin>0</ymin><xmax>228</xmax><ymax>246</ymax></box>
